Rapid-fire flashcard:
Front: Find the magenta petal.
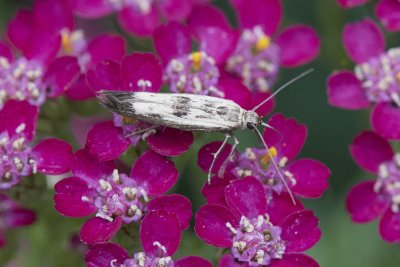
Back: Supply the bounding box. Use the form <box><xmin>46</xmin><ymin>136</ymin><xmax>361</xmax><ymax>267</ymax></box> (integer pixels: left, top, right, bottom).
<box><xmin>65</xmin><ymin>74</ymin><xmax>95</xmax><ymax>100</ymax></box>
<box><xmin>263</xmin><ymin>113</ymin><xmax>307</xmax><ymax>160</ymax></box>
<box><xmin>346</xmin><ymin>181</ymin><xmax>387</xmax><ymax>223</ymax></box>
<box><xmin>342</xmin><ymin>19</ymin><xmax>384</xmax><ymax>64</ymax></box>
<box><xmin>71</xmin><ymin>0</ymin><xmax>113</xmax><ymax>18</ymax></box>
<box><xmin>0</xmin><ymin>100</ymin><xmax>38</xmax><ymax>142</ymax></box>
<box><xmin>153</xmin><ymin>22</ymin><xmax>191</xmax><ymax>64</ymax></box>
<box><xmin>287</xmin><ymin>159</ymin><xmax>330</xmax><ymax>198</ymax></box>
<box><xmin>225</xmin><ymin>176</ymin><xmax>267</xmax><ymax>218</ymax></box>
<box><xmin>158</xmin><ymin>0</ymin><xmax>193</xmax><ymax>21</ymax></box>
<box><xmin>375</xmin><ymin>0</ymin><xmax>400</xmax><ymax>32</ymax></box>
<box><xmin>23</xmin><ymin>29</ymin><xmax>61</xmax><ymax>65</ymax></box>
<box><xmin>218</xmin><ymin>254</ymin><xmax>246</xmax><ymax>267</ymax></box>
<box><xmin>379</xmin><ymin>209</ymin><xmax>400</xmax><ymax>243</ymax></box>
<box><xmin>218</xmin><ymin>78</ymin><xmax>252</xmax><ymax>110</ymax></box>
<box><xmin>54</xmin><ymin>177</ymin><xmax>96</xmax><ymax>217</ymax></box>
<box><xmin>121</xmin><ymin>53</ymin><xmax>163</xmax><ymax>92</ymax></box>
<box><xmin>85</xmin><ymin>121</ymin><xmax>130</xmax><ymax>161</ymax></box>
<box><xmin>251</xmin><ymin>91</ymin><xmax>275</xmax><ymax>117</ymax></box>
<box><xmin>176</xmin><ymin>256</ymin><xmax>213</xmax><ymax>267</ymax></box>
<box><xmin>0</xmin><ymin>42</ymin><xmax>13</xmax><ymax>62</ymax></box>
<box><xmin>130</xmin><ymin>150</ymin><xmax>178</xmax><ymax>195</ymax></box>
<box><xmin>32</xmin><ymin>138</ymin><xmax>73</xmax><ymax>175</ymax></box>
<box><xmin>71</xmin><ymin>149</ymin><xmax>114</xmax><ymax>182</ymax></box>
<box><xmin>87</xmin><ymin>60</ymin><xmax>121</xmax><ymax>92</ymax></box>
<box><xmin>277</xmin><ymin>25</ymin><xmax>320</xmax><ymax>67</ymax></box>
<box><xmin>371</xmin><ymin>102</ymin><xmax>400</xmax><ymax>140</ymax></box>
<box><xmin>349</xmin><ymin>130</ymin><xmax>393</xmax><ymax>173</ymax></box>
<box><xmin>71</xmin><ymin>116</ymin><xmax>105</xmax><ymax>147</ymax></box>
<box><xmin>195</xmin><ymin>204</ymin><xmax>237</xmax><ymax>247</ymax></box>
<box><xmin>280</xmin><ymin>210</ymin><xmax>320</xmax><ymax>252</ymax></box>
<box><xmin>118</xmin><ymin>7</ymin><xmax>160</xmax><ymax>37</ymax></box>
<box><xmin>85</xmin><ymin>243</ymin><xmax>129</xmax><ymax>267</ymax></box>
<box><xmin>0</xmin><ymin>234</ymin><xmax>4</xmax><ymax>248</ymax></box>
<box><xmin>188</xmin><ymin>5</ymin><xmax>231</xmax><ymax>31</ymax></box>
<box><xmin>271</xmin><ymin>254</ymin><xmax>319</xmax><ymax>267</ymax></box>
<box><xmin>202</xmin><ymin>173</ymin><xmax>236</xmax><ymax>206</ymax></box>
<box><xmin>147</xmin><ymin>194</ymin><xmax>192</xmax><ymax>230</ymax></box>
<box><xmin>7</xmin><ymin>10</ymin><xmax>34</xmax><ymax>52</ymax></box>
<box><xmin>33</xmin><ymin>0</ymin><xmax>74</xmax><ymax>32</ymax></box>
<box><xmin>44</xmin><ymin>56</ymin><xmax>81</xmax><ymax>98</ymax></box>
<box><xmin>266</xmin><ymin>192</ymin><xmax>304</xmax><ymax>225</ymax></box>
<box><xmin>327</xmin><ymin>71</ymin><xmax>370</xmax><ymax>109</ymax></box>
<box><xmin>197</xmin><ymin>141</ymin><xmax>234</xmax><ymax>173</ymax></box>
<box><xmin>4</xmin><ymin>208</ymin><xmax>36</xmax><ymax>228</ymax></box>
<box><xmin>337</xmin><ymin>0</ymin><xmax>369</xmax><ymax>8</ymax></box>
<box><xmin>140</xmin><ymin>210</ymin><xmax>181</xmax><ymax>256</ymax></box>
<box><xmin>80</xmin><ymin>216</ymin><xmax>122</xmax><ymax>244</ymax></box>
<box><xmin>87</xmin><ymin>34</ymin><xmax>126</xmax><ymax>67</ymax></box>
<box><xmin>231</xmin><ymin>0</ymin><xmax>282</xmax><ymax>36</ymax></box>
<box><xmin>146</xmin><ymin>127</ymin><xmax>194</xmax><ymax>157</ymax></box>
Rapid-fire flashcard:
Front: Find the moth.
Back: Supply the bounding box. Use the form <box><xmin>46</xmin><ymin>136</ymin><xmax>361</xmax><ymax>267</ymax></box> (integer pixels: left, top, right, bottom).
<box><xmin>97</xmin><ymin>69</ymin><xmax>313</xmax><ymax>203</ymax></box>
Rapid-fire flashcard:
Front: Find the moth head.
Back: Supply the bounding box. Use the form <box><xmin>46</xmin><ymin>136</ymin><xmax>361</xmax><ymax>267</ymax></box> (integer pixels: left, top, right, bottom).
<box><xmin>244</xmin><ymin>111</ymin><xmax>261</xmax><ymax>129</ymax></box>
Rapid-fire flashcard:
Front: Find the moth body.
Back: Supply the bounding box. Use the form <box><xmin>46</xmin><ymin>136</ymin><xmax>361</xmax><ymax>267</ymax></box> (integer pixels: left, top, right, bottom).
<box><xmin>97</xmin><ymin>91</ymin><xmax>261</xmax><ymax>132</ymax></box>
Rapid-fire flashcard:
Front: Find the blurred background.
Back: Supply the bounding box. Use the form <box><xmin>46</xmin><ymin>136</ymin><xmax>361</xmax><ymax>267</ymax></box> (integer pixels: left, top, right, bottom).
<box><xmin>1</xmin><ymin>0</ymin><xmax>399</xmax><ymax>266</ymax></box>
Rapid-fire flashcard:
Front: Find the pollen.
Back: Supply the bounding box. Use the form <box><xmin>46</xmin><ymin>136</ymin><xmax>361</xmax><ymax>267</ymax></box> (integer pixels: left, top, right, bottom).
<box><xmin>255</xmin><ymin>36</ymin><xmax>271</xmax><ymax>52</ymax></box>
<box><xmin>260</xmin><ymin>146</ymin><xmax>277</xmax><ymax>165</ymax></box>
<box><xmin>191</xmin><ymin>51</ymin><xmax>203</xmax><ymax>70</ymax></box>
<box><xmin>61</xmin><ymin>30</ymin><xmax>74</xmax><ymax>55</ymax></box>
<box><xmin>123</xmin><ymin>116</ymin><xmax>137</xmax><ymax>125</ymax></box>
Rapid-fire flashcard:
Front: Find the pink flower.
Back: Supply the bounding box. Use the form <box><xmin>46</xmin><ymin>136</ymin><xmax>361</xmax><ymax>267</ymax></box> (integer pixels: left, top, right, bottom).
<box><xmin>0</xmin><ymin>100</ymin><xmax>73</xmax><ymax>188</ymax></box>
<box><xmin>0</xmin><ymin>194</ymin><xmax>36</xmax><ymax>249</ymax></box>
<box><xmin>336</xmin><ymin>0</ymin><xmax>400</xmax><ymax>32</ymax></box>
<box><xmin>327</xmin><ymin>18</ymin><xmax>400</xmax><ymax>140</ymax></box>
<box><xmin>85</xmin><ymin>211</ymin><xmax>212</xmax><ymax>267</ymax></box>
<box><xmin>54</xmin><ymin>148</ymin><xmax>192</xmax><ymax>244</ymax></box>
<box><xmin>346</xmin><ymin>130</ymin><xmax>400</xmax><ymax>242</ymax></box>
<box><xmin>88</xmin><ymin>52</ymin><xmax>194</xmax><ymax>157</ymax></box>
<box><xmin>195</xmin><ymin>176</ymin><xmax>321</xmax><ymax>266</ymax></box>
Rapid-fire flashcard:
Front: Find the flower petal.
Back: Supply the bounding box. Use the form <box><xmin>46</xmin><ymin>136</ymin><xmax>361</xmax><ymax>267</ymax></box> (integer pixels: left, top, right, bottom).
<box><xmin>251</xmin><ymin>91</ymin><xmax>275</xmax><ymax>117</ymax></box>
<box><xmin>54</xmin><ymin>177</ymin><xmax>96</xmax><ymax>217</ymax></box>
<box><xmin>0</xmin><ymin>100</ymin><xmax>38</xmax><ymax>141</ymax></box>
<box><xmin>263</xmin><ymin>113</ymin><xmax>307</xmax><ymax>160</ymax></box>
<box><xmin>379</xmin><ymin>208</ymin><xmax>400</xmax><ymax>243</ymax></box>
<box><xmin>218</xmin><ymin>78</ymin><xmax>252</xmax><ymax>110</ymax></box>
<box><xmin>202</xmin><ymin>172</ymin><xmax>236</xmax><ymax>206</ymax></box>
<box><xmin>342</xmin><ymin>19</ymin><xmax>384</xmax><ymax>64</ymax></box>
<box><xmin>346</xmin><ymin>181</ymin><xmax>387</xmax><ymax>223</ymax></box>
<box><xmin>336</xmin><ymin>0</ymin><xmax>369</xmax><ymax>8</ymax></box>
<box><xmin>271</xmin><ymin>254</ymin><xmax>320</xmax><ymax>267</ymax></box>
<box><xmin>130</xmin><ymin>150</ymin><xmax>178</xmax><ymax>195</ymax></box>
<box><xmin>33</xmin><ymin>0</ymin><xmax>74</xmax><ymax>32</ymax></box>
<box><xmin>197</xmin><ymin>141</ymin><xmax>234</xmax><ymax>173</ymax></box>
<box><xmin>280</xmin><ymin>210</ymin><xmax>320</xmax><ymax>252</ymax></box>
<box><xmin>118</xmin><ymin>7</ymin><xmax>160</xmax><ymax>37</ymax></box>
<box><xmin>7</xmin><ymin>10</ymin><xmax>34</xmax><ymax>52</ymax></box>
<box><xmin>71</xmin><ymin>0</ymin><xmax>113</xmax><ymax>18</ymax></box>
<box><xmin>80</xmin><ymin>216</ymin><xmax>122</xmax><ymax>244</ymax></box>
<box><xmin>85</xmin><ymin>242</ymin><xmax>129</xmax><ymax>267</ymax></box>
<box><xmin>147</xmin><ymin>194</ymin><xmax>192</xmax><ymax>230</ymax></box>
<box><xmin>85</xmin><ymin>121</ymin><xmax>130</xmax><ymax>161</ymax></box>
<box><xmin>87</xmin><ymin>34</ymin><xmax>126</xmax><ymax>67</ymax></box>
<box><xmin>32</xmin><ymin>138</ymin><xmax>73</xmax><ymax>175</ymax></box>
<box><xmin>371</xmin><ymin>102</ymin><xmax>400</xmax><ymax>140</ymax></box>
<box><xmin>231</xmin><ymin>0</ymin><xmax>282</xmax><ymax>36</ymax></box>
<box><xmin>86</xmin><ymin>60</ymin><xmax>122</xmax><ymax>92</ymax></box>
<box><xmin>195</xmin><ymin>204</ymin><xmax>237</xmax><ymax>247</ymax></box>
<box><xmin>121</xmin><ymin>53</ymin><xmax>163</xmax><ymax>92</ymax></box>
<box><xmin>3</xmin><ymin>208</ymin><xmax>36</xmax><ymax>228</ymax></box>
<box><xmin>140</xmin><ymin>210</ymin><xmax>181</xmax><ymax>256</ymax></box>
<box><xmin>218</xmin><ymin>254</ymin><xmax>245</xmax><ymax>267</ymax></box>
<box><xmin>225</xmin><ymin>176</ymin><xmax>267</xmax><ymax>218</ymax></box>
<box><xmin>0</xmin><ymin>42</ymin><xmax>13</xmax><ymax>62</ymax></box>
<box><xmin>327</xmin><ymin>70</ymin><xmax>370</xmax><ymax>109</ymax></box>
<box><xmin>146</xmin><ymin>127</ymin><xmax>194</xmax><ymax>157</ymax></box>
<box><xmin>266</xmin><ymin>192</ymin><xmax>304</xmax><ymax>225</ymax></box>
<box><xmin>158</xmin><ymin>0</ymin><xmax>193</xmax><ymax>21</ymax></box>
<box><xmin>276</xmin><ymin>25</ymin><xmax>320</xmax><ymax>67</ymax></box>
<box><xmin>70</xmin><ymin>149</ymin><xmax>114</xmax><ymax>183</ymax></box>
<box><xmin>287</xmin><ymin>159</ymin><xmax>330</xmax><ymax>198</ymax></box>
<box><xmin>349</xmin><ymin>130</ymin><xmax>393</xmax><ymax>173</ymax></box>
<box><xmin>176</xmin><ymin>256</ymin><xmax>213</xmax><ymax>267</ymax></box>
<box><xmin>187</xmin><ymin>5</ymin><xmax>231</xmax><ymax>31</ymax></box>
<box><xmin>375</xmin><ymin>0</ymin><xmax>400</xmax><ymax>32</ymax></box>
<box><xmin>153</xmin><ymin>22</ymin><xmax>191</xmax><ymax>64</ymax></box>
<box><xmin>65</xmin><ymin>74</ymin><xmax>95</xmax><ymax>100</ymax></box>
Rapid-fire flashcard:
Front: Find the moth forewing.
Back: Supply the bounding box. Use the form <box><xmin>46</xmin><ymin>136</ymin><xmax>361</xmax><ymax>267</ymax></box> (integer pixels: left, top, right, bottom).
<box><xmin>97</xmin><ymin>91</ymin><xmax>248</xmax><ymax>132</ymax></box>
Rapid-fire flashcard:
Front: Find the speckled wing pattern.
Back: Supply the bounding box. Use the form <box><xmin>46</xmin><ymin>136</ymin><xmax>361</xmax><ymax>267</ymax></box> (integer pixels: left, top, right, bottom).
<box><xmin>97</xmin><ymin>91</ymin><xmax>245</xmax><ymax>132</ymax></box>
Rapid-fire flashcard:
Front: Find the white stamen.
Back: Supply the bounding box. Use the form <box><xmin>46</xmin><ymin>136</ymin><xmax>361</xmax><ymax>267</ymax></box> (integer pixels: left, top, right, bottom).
<box><xmin>226</xmin><ymin>222</ymin><xmax>238</xmax><ymax>234</ymax></box>
<box><xmin>153</xmin><ymin>241</ymin><xmax>167</xmax><ymax>254</ymax></box>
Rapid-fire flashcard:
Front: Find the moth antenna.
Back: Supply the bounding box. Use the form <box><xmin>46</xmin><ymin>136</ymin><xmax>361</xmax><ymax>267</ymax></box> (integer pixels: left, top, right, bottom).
<box><xmin>252</xmin><ymin>68</ymin><xmax>314</xmax><ymax>114</ymax></box>
<box><xmin>96</xmin><ymin>90</ymin><xmax>136</xmax><ymax>117</ymax></box>
<box><xmin>252</xmin><ymin>125</ymin><xmax>296</xmax><ymax>205</ymax></box>
<box><xmin>261</xmin><ymin>122</ymin><xmax>283</xmax><ymax>140</ymax></box>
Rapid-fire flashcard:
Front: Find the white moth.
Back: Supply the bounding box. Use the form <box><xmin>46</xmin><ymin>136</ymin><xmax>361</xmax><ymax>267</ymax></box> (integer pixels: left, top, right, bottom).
<box><xmin>97</xmin><ymin>69</ymin><xmax>313</xmax><ymax>203</ymax></box>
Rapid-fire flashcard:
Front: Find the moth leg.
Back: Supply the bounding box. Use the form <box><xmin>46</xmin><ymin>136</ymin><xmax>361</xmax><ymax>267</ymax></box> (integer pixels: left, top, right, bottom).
<box><xmin>124</xmin><ymin>125</ymin><xmax>158</xmax><ymax>138</ymax></box>
<box><xmin>218</xmin><ymin>134</ymin><xmax>239</xmax><ymax>178</ymax></box>
<box><xmin>208</xmin><ymin>133</ymin><xmax>231</xmax><ymax>184</ymax></box>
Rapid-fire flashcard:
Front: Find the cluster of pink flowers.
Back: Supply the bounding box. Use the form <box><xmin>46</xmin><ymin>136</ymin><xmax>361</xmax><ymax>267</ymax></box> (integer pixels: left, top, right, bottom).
<box><xmin>0</xmin><ymin>0</ymin><xmax>340</xmax><ymax>266</ymax></box>
<box><xmin>328</xmin><ymin>3</ymin><xmax>400</xmax><ymax>243</ymax></box>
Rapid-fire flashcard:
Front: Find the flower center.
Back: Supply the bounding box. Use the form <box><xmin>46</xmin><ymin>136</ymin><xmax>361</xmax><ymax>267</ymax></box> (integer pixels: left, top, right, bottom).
<box><xmin>234</xmin><ymin>148</ymin><xmax>295</xmax><ymax>196</ymax></box>
<box><xmin>0</xmin><ymin>57</ymin><xmax>45</xmax><ymax>108</ymax></box>
<box><xmin>106</xmin><ymin>0</ymin><xmax>154</xmax><ymax>13</ymax></box>
<box><xmin>165</xmin><ymin>51</ymin><xmax>222</xmax><ymax>96</ymax></box>
<box><xmin>0</xmin><ymin>126</ymin><xmax>36</xmax><ymax>189</ymax></box>
<box><xmin>91</xmin><ymin>169</ymin><xmax>149</xmax><ymax>223</ymax></box>
<box><xmin>374</xmin><ymin>154</ymin><xmax>400</xmax><ymax>212</ymax></box>
<box><xmin>226</xmin><ymin>26</ymin><xmax>280</xmax><ymax>92</ymax></box>
<box><xmin>355</xmin><ymin>48</ymin><xmax>400</xmax><ymax>106</ymax></box>
<box><xmin>226</xmin><ymin>215</ymin><xmax>285</xmax><ymax>265</ymax></box>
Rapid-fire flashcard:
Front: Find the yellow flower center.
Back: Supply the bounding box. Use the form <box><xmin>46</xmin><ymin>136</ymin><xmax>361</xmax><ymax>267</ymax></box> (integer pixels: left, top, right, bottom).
<box><xmin>255</xmin><ymin>36</ymin><xmax>271</xmax><ymax>53</ymax></box>
<box><xmin>61</xmin><ymin>31</ymin><xmax>74</xmax><ymax>55</ymax></box>
<box><xmin>191</xmin><ymin>51</ymin><xmax>203</xmax><ymax>71</ymax></box>
<box><xmin>260</xmin><ymin>146</ymin><xmax>277</xmax><ymax>167</ymax></box>
<box><xmin>123</xmin><ymin>116</ymin><xmax>137</xmax><ymax>125</ymax></box>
